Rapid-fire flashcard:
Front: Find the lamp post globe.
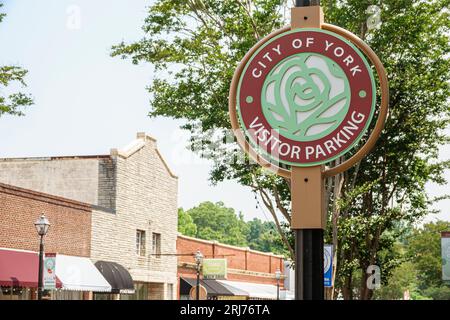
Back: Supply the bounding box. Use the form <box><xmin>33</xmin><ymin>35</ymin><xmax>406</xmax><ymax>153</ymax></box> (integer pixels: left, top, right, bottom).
<box><xmin>194</xmin><ymin>250</ymin><xmax>204</xmax><ymax>266</ymax></box>
<box><xmin>34</xmin><ymin>214</ymin><xmax>50</xmax><ymax>236</ymax></box>
<box><xmin>34</xmin><ymin>214</ymin><xmax>50</xmax><ymax>300</ymax></box>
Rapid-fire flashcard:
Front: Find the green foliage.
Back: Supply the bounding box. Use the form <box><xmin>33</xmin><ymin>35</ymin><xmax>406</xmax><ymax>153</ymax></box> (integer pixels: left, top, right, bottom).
<box><xmin>372</xmin><ymin>261</ymin><xmax>418</xmax><ymax>300</ymax></box>
<box><xmin>184</xmin><ymin>201</ymin><xmax>249</xmax><ymax>247</ymax></box>
<box><xmin>373</xmin><ymin>221</ymin><xmax>450</xmax><ymax>300</ymax></box>
<box><xmin>178</xmin><ymin>208</ymin><xmax>197</xmax><ymax>237</ymax></box>
<box><xmin>323</xmin><ymin>0</ymin><xmax>450</xmax><ymax>299</ymax></box>
<box><xmin>422</xmin><ymin>286</ymin><xmax>450</xmax><ymax>300</ymax></box>
<box><xmin>0</xmin><ymin>3</ymin><xmax>33</xmax><ymax>116</ymax></box>
<box><xmin>178</xmin><ymin>201</ymin><xmax>286</xmax><ymax>255</ymax></box>
<box><xmin>406</xmin><ymin>221</ymin><xmax>450</xmax><ymax>290</ymax></box>
<box><xmin>112</xmin><ymin>0</ymin><xmax>450</xmax><ymax>299</ymax></box>
<box><xmin>246</xmin><ymin>218</ymin><xmax>286</xmax><ymax>255</ymax></box>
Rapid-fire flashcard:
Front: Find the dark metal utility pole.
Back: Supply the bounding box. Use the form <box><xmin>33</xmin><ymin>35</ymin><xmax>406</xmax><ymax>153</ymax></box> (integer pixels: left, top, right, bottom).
<box><xmin>295</xmin><ymin>229</ymin><xmax>324</xmax><ymax>300</ymax></box>
<box><xmin>296</xmin><ymin>0</ymin><xmax>321</xmax><ymax>7</ymax></box>
<box><xmin>294</xmin><ymin>0</ymin><xmax>324</xmax><ymax>301</ymax></box>
<box><xmin>295</xmin><ymin>0</ymin><xmax>309</xmax><ymax>6</ymax></box>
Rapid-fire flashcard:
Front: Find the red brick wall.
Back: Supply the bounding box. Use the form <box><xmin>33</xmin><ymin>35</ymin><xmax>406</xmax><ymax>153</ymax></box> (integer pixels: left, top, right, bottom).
<box><xmin>0</xmin><ymin>183</ymin><xmax>92</xmax><ymax>257</ymax></box>
<box><xmin>177</xmin><ymin>235</ymin><xmax>284</xmax><ymax>287</ymax></box>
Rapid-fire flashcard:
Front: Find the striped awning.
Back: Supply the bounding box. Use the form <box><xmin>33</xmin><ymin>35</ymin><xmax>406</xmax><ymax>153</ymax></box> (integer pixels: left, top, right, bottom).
<box><xmin>55</xmin><ymin>255</ymin><xmax>111</xmax><ymax>292</ymax></box>
<box><xmin>218</xmin><ymin>280</ymin><xmax>279</xmax><ymax>300</ymax></box>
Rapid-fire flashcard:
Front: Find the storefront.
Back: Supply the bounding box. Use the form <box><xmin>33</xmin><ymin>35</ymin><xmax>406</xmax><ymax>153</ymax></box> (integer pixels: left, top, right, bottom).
<box><xmin>0</xmin><ymin>248</ymin><xmax>62</xmax><ymax>300</ymax></box>
<box><xmin>0</xmin><ymin>134</ymin><xmax>179</xmax><ymax>301</ymax></box>
<box><xmin>218</xmin><ymin>280</ymin><xmax>280</xmax><ymax>300</ymax></box>
<box><xmin>179</xmin><ymin>277</ymin><xmax>247</xmax><ymax>300</ymax></box>
<box><xmin>177</xmin><ymin>235</ymin><xmax>286</xmax><ymax>300</ymax></box>
<box><xmin>0</xmin><ymin>248</ymin><xmax>112</xmax><ymax>300</ymax></box>
<box><xmin>178</xmin><ymin>277</ymin><xmax>285</xmax><ymax>300</ymax></box>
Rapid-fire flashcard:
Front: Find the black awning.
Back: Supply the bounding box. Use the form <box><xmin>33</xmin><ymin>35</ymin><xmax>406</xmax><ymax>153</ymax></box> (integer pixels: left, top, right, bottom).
<box><xmin>180</xmin><ymin>277</ymin><xmax>235</xmax><ymax>297</ymax></box>
<box><xmin>94</xmin><ymin>261</ymin><xmax>134</xmax><ymax>294</ymax></box>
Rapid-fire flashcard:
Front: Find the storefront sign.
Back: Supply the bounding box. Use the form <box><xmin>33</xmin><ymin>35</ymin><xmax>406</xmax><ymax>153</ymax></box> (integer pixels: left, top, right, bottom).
<box><xmin>442</xmin><ymin>232</ymin><xmax>450</xmax><ymax>282</ymax></box>
<box><xmin>43</xmin><ymin>253</ymin><xmax>56</xmax><ymax>290</ymax></box>
<box><xmin>324</xmin><ymin>245</ymin><xmax>333</xmax><ymax>287</ymax></box>
<box><xmin>202</xmin><ymin>259</ymin><xmax>227</xmax><ymax>280</ymax></box>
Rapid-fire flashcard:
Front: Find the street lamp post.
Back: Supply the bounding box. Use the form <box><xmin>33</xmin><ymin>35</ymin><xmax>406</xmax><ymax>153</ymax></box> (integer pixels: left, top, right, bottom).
<box><xmin>275</xmin><ymin>268</ymin><xmax>281</xmax><ymax>300</ymax></box>
<box><xmin>194</xmin><ymin>250</ymin><xmax>203</xmax><ymax>300</ymax></box>
<box><xmin>34</xmin><ymin>214</ymin><xmax>50</xmax><ymax>300</ymax></box>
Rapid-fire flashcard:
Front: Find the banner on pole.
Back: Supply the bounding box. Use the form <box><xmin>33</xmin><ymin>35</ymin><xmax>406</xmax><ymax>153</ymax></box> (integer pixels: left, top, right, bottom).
<box><xmin>324</xmin><ymin>245</ymin><xmax>333</xmax><ymax>287</ymax></box>
<box><xmin>43</xmin><ymin>253</ymin><xmax>56</xmax><ymax>290</ymax></box>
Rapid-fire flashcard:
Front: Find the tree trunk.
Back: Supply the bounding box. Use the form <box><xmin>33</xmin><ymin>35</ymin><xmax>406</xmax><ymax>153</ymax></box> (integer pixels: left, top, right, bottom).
<box><xmin>342</xmin><ymin>268</ymin><xmax>353</xmax><ymax>300</ymax></box>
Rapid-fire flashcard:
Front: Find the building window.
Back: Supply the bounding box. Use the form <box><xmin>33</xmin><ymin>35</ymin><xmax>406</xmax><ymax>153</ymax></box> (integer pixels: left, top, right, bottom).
<box><xmin>152</xmin><ymin>232</ymin><xmax>161</xmax><ymax>257</ymax></box>
<box><xmin>136</xmin><ymin>230</ymin><xmax>146</xmax><ymax>256</ymax></box>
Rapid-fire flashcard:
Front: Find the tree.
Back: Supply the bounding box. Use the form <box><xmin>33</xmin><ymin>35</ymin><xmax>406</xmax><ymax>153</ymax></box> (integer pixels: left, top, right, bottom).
<box><xmin>186</xmin><ymin>201</ymin><xmax>249</xmax><ymax>247</ymax></box>
<box><xmin>406</xmin><ymin>221</ymin><xmax>450</xmax><ymax>292</ymax></box>
<box><xmin>373</xmin><ymin>221</ymin><xmax>450</xmax><ymax>300</ymax></box>
<box><xmin>0</xmin><ymin>3</ymin><xmax>33</xmax><ymax>117</ymax></box>
<box><xmin>179</xmin><ymin>202</ymin><xmax>287</xmax><ymax>254</ymax></box>
<box><xmin>246</xmin><ymin>218</ymin><xmax>286</xmax><ymax>255</ymax></box>
<box><xmin>372</xmin><ymin>261</ymin><xmax>418</xmax><ymax>300</ymax></box>
<box><xmin>111</xmin><ymin>0</ymin><xmax>450</xmax><ymax>299</ymax></box>
<box><xmin>422</xmin><ymin>286</ymin><xmax>450</xmax><ymax>300</ymax></box>
<box><xmin>178</xmin><ymin>208</ymin><xmax>197</xmax><ymax>237</ymax></box>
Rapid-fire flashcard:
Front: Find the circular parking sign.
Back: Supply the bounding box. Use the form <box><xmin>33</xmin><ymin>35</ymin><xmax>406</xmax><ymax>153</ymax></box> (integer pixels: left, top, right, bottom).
<box><xmin>189</xmin><ymin>285</ymin><xmax>207</xmax><ymax>300</ymax></box>
<box><xmin>233</xmin><ymin>28</ymin><xmax>377</xmax><ymax>167</ymax></box>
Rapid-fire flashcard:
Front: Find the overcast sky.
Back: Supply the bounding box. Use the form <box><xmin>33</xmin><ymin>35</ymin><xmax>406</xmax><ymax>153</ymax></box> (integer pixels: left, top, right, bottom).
<box><xmin>0</xmin><ymin>0</ymin><xmax>448</xmax><ymax>223</ymax></box>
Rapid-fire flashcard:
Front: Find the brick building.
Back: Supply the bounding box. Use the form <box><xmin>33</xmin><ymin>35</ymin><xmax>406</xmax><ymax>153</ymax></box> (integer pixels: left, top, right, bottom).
<box><xmin>0</xmin><ymin>133</ymin><xmax>178</xmax><ymax>300</ymax></box>
<box><xmin>177</xmin><ymin>235</ymin><xmax>286</xmax><ymax>300</ymax></box>
<box><xmin>0</xmin><ymin>183</ymin><xmax>112</xmax><ymax>300</ymax></box>
<box><xmin>0</xmin><ymin>183</ymin><xmax>92</xmax><ymax>257</ymax></box>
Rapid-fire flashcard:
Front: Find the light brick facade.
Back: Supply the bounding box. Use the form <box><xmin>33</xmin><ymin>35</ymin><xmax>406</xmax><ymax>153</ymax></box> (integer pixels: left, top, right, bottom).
<box><xmin>92</xmin><ymin>134</ymin><xmax>178</xmax><ymax>299</ymax></box>
<box><xmin>0</xmin><ymin>133</ymin><xmax>178</xmax><ymax>300</ymax></box>
<box><xmin>0</xmin><ymin>156</ymin><xmax>110</xmax><ymax>208</ymax></box>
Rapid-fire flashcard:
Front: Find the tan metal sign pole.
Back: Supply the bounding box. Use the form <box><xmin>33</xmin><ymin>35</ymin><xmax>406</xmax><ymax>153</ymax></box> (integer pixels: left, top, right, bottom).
<box><xmin>291</xmin><ymin>1</ymin><xmax>326</xmax><ymax>300</ymax></box>
<box><xmin>229</xmin><ymin>0</ymin><xmax>388</xmax><ymax>300</ymax></box>
<box><xmin>290</xmin><ymin>1</ymin><xmax>388</xmax><ymax>299</ymax></box>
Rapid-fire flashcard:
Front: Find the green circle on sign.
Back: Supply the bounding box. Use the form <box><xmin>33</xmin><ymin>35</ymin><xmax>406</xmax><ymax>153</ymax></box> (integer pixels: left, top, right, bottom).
<box><xmin>261</xmin><ymin>53</ymin><xmax>351</xmax><ymax>142</ymax></box>
<box><xmin>246</xmin><ymin>96</ymin><xmax>254</xmax><ymax>103</ymax></box>
<box><xmin>359</xmin><ymin>90</ymin><xmax>367</xmax><ymax>98</ymax></box>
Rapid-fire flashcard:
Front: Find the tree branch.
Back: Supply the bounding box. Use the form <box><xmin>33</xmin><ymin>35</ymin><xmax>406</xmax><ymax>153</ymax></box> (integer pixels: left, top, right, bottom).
<box><xmin>272</xmin><ymin>185</ymin><xmax>291</xmax><ymax>223</ymax></box>
<box><xmin>237</xmin><ymin>0</ymin><xmax>261</xmax><ymax>40</ymax></box>
<box><xmin>256</xmin><ymin>185</ymin><xmax>295</xmax><ymax>259</ymax></box>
